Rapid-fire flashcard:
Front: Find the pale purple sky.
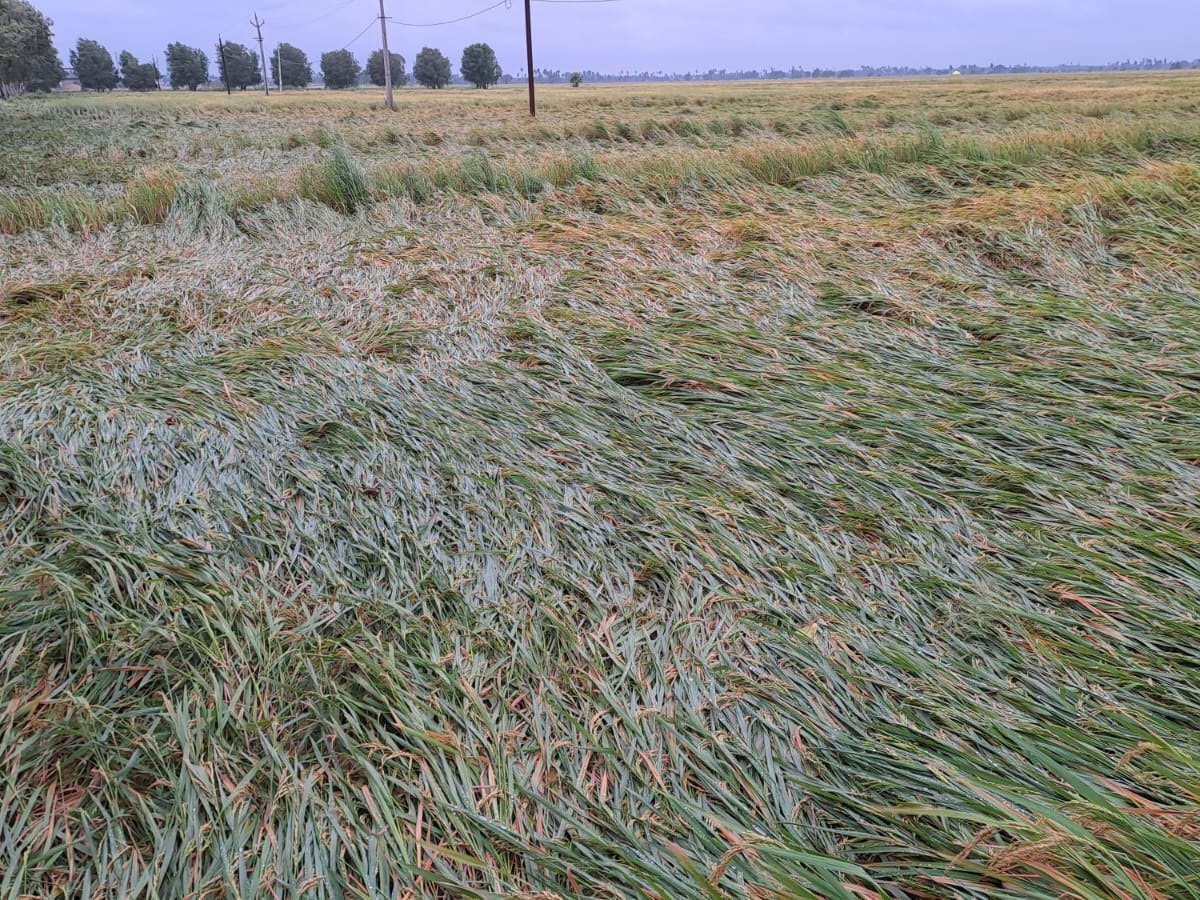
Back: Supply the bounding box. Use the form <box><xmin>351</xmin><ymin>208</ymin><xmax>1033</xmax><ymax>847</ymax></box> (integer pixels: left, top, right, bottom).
<box><xmin>38</xmin><ymin>0</ymin><xmax>1200</xmax><ymax>74</ymax></box>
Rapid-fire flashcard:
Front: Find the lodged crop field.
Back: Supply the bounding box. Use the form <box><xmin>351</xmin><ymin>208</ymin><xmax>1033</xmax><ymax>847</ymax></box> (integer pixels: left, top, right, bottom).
<box><xmin>2</xmin><ymin>73</ymin><xmax>1200</xmax><ymax>897</ymax></box>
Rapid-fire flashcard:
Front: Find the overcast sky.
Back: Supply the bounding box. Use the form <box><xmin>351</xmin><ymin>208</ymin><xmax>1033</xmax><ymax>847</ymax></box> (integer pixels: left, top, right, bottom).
<box><xmin>38</xmin><ymin>0</ymin><xmax>1200</xmax><ymax>75</ymax></box>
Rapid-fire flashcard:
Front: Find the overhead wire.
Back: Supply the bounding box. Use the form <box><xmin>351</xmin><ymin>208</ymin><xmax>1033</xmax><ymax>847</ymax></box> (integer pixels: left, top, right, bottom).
<box><xmin>389</xmin><ymin>0</ymin><xmax>513</xmax><ymax>27</ymax></box>
<box><xmin>250</xmin><ymin>0</ymin><xmax>627</xmax><ymax>71</ymax></box>
<box><xmin>385</xmin><ymin>0</ymin><xmax>623</xmax><ymax>29</ymax></box>
<box><xmin>341</xmin><ymin>17</ymin><xmax>379</xmax><ymax>49</ymax></box>
<box><xmin>260</xmin><ymin>0</ymin><xmax>624</xmax><ymax>42</ymax></box>
<box><xmin>273</xmin><ymin>0</ymin><xmax>363</xmax><ymax>30</ymax></box>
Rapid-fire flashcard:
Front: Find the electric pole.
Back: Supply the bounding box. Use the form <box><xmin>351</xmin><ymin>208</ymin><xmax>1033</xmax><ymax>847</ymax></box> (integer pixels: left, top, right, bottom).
<box><xmin>251</xmin><ymin>12</ymin><xmax>269</xmax><ymax>96</ymax></box>
<box><xmin>524</xmin><ymin>0</ymin><xmax>535</xmax><ymax>116</ymax></box>
<box><xmin>217</xmin><ymin>36</ymin><xmax>232</xmax><ymax>94</ymax></box>
<box><xmin>276</xmin><ymin>44</ymin><xmax>283</xmax><ymax>92</ymax></box>
<box><xmin>378</xmin><ymin>0</ymin><xmax>394</xmax><ymax>110</ymax></box>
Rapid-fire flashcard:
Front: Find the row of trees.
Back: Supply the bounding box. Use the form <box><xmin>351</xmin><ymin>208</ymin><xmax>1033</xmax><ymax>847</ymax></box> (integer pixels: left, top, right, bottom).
<box><xmin>1</xmin><ymin>0</ymin><xmax>504</xmax><ymax>98</ymax></box>
<box><xmin>0</xmin><ymin>5</ymin><xmax>166</xmax><ymax>98</ymax></box>
<box><xmin>44</xmin><ymin>33</ymin><xmax>502</xmax><ymax>94</ymax></box>
<box><xmin>311</xmin><ymin>45</ymin><xmax>500</xmax><ymax>91</ymax></box>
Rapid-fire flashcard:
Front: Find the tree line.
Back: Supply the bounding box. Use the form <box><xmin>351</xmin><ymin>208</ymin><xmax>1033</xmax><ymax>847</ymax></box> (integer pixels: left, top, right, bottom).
<box><xmin>0</xmin><ymin>0</ymin><xmax>505</xmax><ymax>97</ymax></box>
<box><xmin>516</xmin><ymin>59</ymin><xmax>1200</xmax><ymax>84</ymax></box>
<box><xmin>57</xmin><ymin>40</ymin><xmax>502</xmax><ymax>93</ymax></box>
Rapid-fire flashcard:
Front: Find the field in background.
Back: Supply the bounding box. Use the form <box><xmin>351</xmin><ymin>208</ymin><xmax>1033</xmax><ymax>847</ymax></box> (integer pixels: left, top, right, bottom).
<box><xmin>2</xmin><ymin>74</ymin><xmax>1199</xmax><ymax>896</ymax></box>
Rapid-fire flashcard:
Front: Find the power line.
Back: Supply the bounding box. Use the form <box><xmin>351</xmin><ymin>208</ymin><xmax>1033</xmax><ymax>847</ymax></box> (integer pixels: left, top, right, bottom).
<box><xmin>238</xmin><ymin>0</ymin><xmax>619</xmax><ymax>104</ymax></box>
<box><xmin>263</xmin><ymin>0</ymin><xmax>617</xmax><ymax>42</ymax></box>
<box><xmin>274</xmin><ymin>0</ymin><xmax>361</xmax><ymax>30</ymax></box>
<box><xmin>391</xmin><ymin>0</ymin><xmax>512</xmax><ymax>27</ymax></box>
<box><xmin>342</xmin><ymin>17</ymin><xmax>378</xmax><ymax>49</ymax></box>
<box><xmin>386</xmin><ymin>0</ymin><xmax>620</xmax><ymax>28</ymax></box>
<box><xmin>255</xmin><ymin>0</ymin><xmax>618</xmax><ymax>39</ymax></box>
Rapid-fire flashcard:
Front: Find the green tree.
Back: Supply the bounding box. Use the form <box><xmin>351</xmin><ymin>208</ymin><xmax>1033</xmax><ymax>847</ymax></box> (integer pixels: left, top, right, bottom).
<box><xmin>216</xmin><ymin>40</ymin><xmax>260</xmax><ymax>91</ymax></box>
<box><xmin>366</xmin><ymin>49</ymin><xmax>405</xmax><ymax>88</ymax></box>
<box><xmin>460</xmin><ymin>42</ymin><xmax>501</xmax><ymax>89</ymax></box>
<box><xmin>413</xmin><ymin>47</ymin><xmax>451</xmax><ymax>89</ymax></box>
<box><xmin>70</xmin><ymin>38</ymin><xmax>118</xmax><ymax>91</ymax></box>
<box><xmin>320</xmin><ymin>49</ymin><xmax>359</xmax><ymax>89</ymax></box>
<box><xmin>272</xmin><ymin>42</ymin><xmax>311</xmax><ymax>88</ymax></box>
<box><xmin>0</xmin><ymin>0</ymin><xmax>57</xmax><ymax>99</ymax></box>
<box><xmin>165</xmin><ymin>42</ymin><xmax>208</xmax><ymax>90</ymax></box>
<box><xmin>119</xmin><ymin>50</ymin><xmax>160</xmax><ymax>91</ymax></box>
<box><xmin>26</xmin><ymin>45</ymin><xmax>64</xmax><ymax>92</ymax></box>
<box><xmin>569</xmin><ymin>72</ymin><xmax>582</xmax><ymax>88</ymax></box>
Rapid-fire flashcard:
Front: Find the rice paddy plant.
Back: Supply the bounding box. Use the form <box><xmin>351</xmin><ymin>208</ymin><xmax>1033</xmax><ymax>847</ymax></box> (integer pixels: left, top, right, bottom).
<box><xmin>2</xmin><ymin>72</ymin><xmax>1200</xmax><ymax>898</ymax></box>
<box><xmin>373</xmin><ymin>163</ymin><xmax>437</xmax><ymax>204</ymax></box>
<box><xmin>166</xmin><ymin>178</ymin><xmax>237</xmax><ymax>239</ymax></box>
<box><xmin>736</xmin><ymin>141</ymin><xmax>838</xmax><ymax>184</ymax></box>
<box><xmin>434</xmin><ymin>150</ymin><xmax>508</xmax><ymax>194</ymax></box>
<box><xmin>124</xmin><ymin>169</ymin><xmax>183</xmax><ymax>225</ymax></box>
<box><xmin>0</xmin><ymin>189</ymin><xmax>107</xmax><ymax>234</ymax></box>
<box><xmin>299</xmin><ymin>145</ymin><xmax>371</xmax><ymax>215</ymax></box>
<box><xmin>542</xmin><ymin>151</ymin><xmax>600</xmax><ymax>187</ymax></box>
<box><xmin>817</xmin><ymin>107</ymin><xmax>855</xmax><ymax>135</ymax></box>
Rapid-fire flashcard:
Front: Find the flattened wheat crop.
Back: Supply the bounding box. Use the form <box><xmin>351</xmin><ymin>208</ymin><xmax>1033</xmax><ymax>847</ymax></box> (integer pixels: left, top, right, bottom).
<box><xmin>2</xmin><ymin>74</ymin><xmax>1200</xmax><ymax>897</ymax></box>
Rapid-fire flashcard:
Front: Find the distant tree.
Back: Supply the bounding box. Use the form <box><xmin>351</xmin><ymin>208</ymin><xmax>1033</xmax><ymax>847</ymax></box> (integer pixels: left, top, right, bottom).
<box><xmin>413</xmin><ymin>47</ymin><xmax>451</xmax><ymax>89</ymax></box>
<box><xmin>165</xmin><ymin>42</ymin><xmax>207</xmax><ymax>90</ymax></box>
<box><xmin>272</xmin><ymin>42</ymin><xmax>311</xmax><ymax>88</ymax></box>
<box><xmin>119</xmin><ymin>50</ymin><xmax>160</xmax><ymax>91</ymax></box>
<box><xmin>460</xmin><ymin>42</ymin><xmax>501</xmax><ymax>89</ymax></box>
<box><xmin>71</xmin><ymin>39</ymin><xmax>118</xmax><ymax>91</ymax></box>
<box><xmin>216</xmin><ymin>40</ymin><xmax>260</xmax><ymax>90</ymax></box>
<box><xmin>0</xmin><ymin>0</ymin><xmax>57</xmax><ymax>98</ymax></box>
<box><xmin>118</xmin><ymin>50</ymin><xmax>137</xmax><ymax>86</ymax></box>
<box><xmin>569</xmin><ymin>72</ymin><xmax>583</xmax><ymax>88</ymax></box>
<box><xmin>26</xmin><ymin>45</ymin><xmax>64</xmax><ymax>92</ymax></box>
<box><xmin>320</xmin><ymin>49</ymin><xmax>359</xmax><ymax>89</ymax></box>
<box><xmin>366</xmin><ymin>49</ymin><xmax>405</xmax><ymax>87</ymax></box>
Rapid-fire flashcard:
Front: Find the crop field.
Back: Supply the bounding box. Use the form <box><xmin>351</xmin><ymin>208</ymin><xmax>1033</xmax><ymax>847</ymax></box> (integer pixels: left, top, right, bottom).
<box><xmin>2</xmin><ymin>72</ymin><xmax>1200</xmax><ymax>896</ymax></box>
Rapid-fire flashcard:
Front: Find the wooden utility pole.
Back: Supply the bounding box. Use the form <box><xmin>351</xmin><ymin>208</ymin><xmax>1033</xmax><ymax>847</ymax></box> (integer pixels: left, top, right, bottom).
<box><xmin>251</xmin><ymin>12</ymin><xmax>269</xmax><ymax>96</ymax></box>
<box><xmin>378</xmin><ymin>0</ymin><xmax>394</xmax><ymax>110</ymax></box>
<box><xmin>217</xmin><ymin>36</ymin><xmax>232</xmax><ymax>94</ymax></box>
<box><xmin>524</xmin><ymin>0</ymin><xmax>535</xmax><ymax>116</ymax></box>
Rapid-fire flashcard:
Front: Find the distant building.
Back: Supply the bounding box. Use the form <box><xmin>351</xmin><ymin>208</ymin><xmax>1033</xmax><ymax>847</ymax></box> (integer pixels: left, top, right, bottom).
<box><xmin>57</xmin><ymin>69</ymin><xmax>82</xmax><ymax>91</ymax></box>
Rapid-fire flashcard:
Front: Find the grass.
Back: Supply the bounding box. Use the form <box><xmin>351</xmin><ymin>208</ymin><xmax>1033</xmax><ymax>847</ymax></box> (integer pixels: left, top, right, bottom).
<box><xmin>2</xmin><ymin>74</ymin><xmax>1200</xmax><ymax>897</ymax></box>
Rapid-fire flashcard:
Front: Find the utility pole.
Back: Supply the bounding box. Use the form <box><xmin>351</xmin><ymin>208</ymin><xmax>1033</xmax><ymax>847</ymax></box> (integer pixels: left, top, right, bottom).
<box><xmin>217</xmin><ymin>36</ymin><xmax>232</xmax><ymax>95</ymax></box>
<box><xmin>251</xmin><ymin>12</ymin><xmax>269</xmax><ymax>96</ymax></box>
<box><xmin>276</xmin><ymin>44</ymin><xmax>283</xmax><ymax>93</ymax></box>
<box><xmin>378</xmin><ymin>0</ymin><xmax>394</xmax><ymax>110</ymax></box>
<box><xmin>524</xmin><ymin>0</ymin><xmax>535</xmax><ymax>116</ymax></box>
